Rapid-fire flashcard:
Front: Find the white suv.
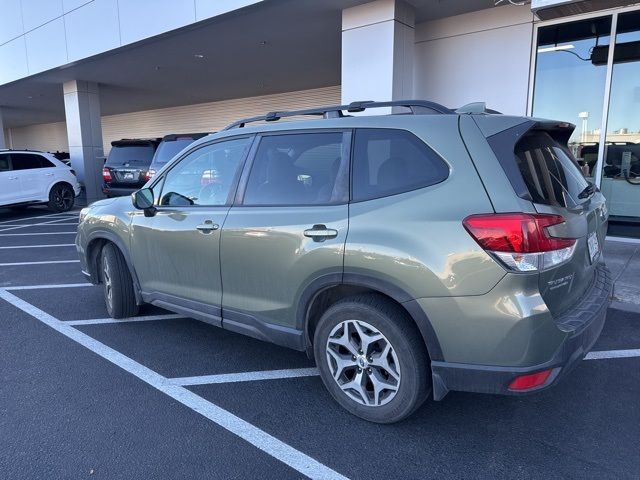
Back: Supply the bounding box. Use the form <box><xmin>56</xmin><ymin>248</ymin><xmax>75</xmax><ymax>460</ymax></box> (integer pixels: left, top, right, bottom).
<box><xmin>0</xmin><ymin>150</ymin><xmax>81</xmax><ymax>212</ymax></box>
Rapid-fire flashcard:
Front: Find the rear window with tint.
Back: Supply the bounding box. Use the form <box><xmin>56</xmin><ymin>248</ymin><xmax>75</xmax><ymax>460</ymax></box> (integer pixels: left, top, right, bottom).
<box><xmin>152</xmin><ymin>138</ymin><xmax>197</xmax><ymax>166</ymax></box>
<box><xmin>514</xmin><ymin>132</ymin><xmax>589</xmax><ymax>208</ymax></box>
<box><xmin>106</xmin><ymin>145</ymin><xmax>155</xmax><ymax>166</ymax></box>
<box><xmin>352</xmin><ymin>129</ymin><xmax>449</xmax><ymax>202</ymax></box>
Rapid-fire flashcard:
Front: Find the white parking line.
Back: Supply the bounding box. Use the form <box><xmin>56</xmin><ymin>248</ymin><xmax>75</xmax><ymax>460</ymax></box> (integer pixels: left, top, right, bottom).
<box><xmin>0</xmin><ymin>244</ymin><xmax>76</xmax><ymax>249</ymax></box>
<box><xmin>169</xmin><ymin>368</ymin><xmax>320</xmax><ymax>386</ymax></box>
<box><xmin>5</xmin><ymin>283</ymin><xmax>92</xmax><ymax>291</ymax></box>
<box><xmin>0</xmin><ymin>260</ymin><xmax>80</xmax><ymax>266</ymax></box>
<box><xmin>0</xmin><ymin>223</ymin><xmax>78</xmax><ymax>227</ymax></box>
<box><xmin>67</xmin><ymin>314</ymin><xmax>185</xmax><ymax>325</ymax></box>
<box><xmin>0</xmin><ymin>232</ymin><xmax>77</xmax><ymax>236</ymax></box>
<box><xmin>0</xmin><ymin>211</ymin><xmax>77</xmax><ymax>225</ymax></box>
<box><xmin>0</xmin><ymin>289</ymin><xmax>349</xmax><ymax>480</ymax></box>
<box><xmin>0</xmin><ymin>217</ymin><xmax>80</xmax><ymax>233</ymax></box>
<box><xmin>584</xmin><ymin>349</ymin><xmax>640</xmax><ymax>360</ymax></box>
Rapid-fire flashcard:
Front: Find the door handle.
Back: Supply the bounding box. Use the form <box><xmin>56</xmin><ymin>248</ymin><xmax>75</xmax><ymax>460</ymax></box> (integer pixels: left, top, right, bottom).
<box><xmin>196</xmin><ymin>220</ymin><xmax>219</xmax><ymax>234</ymax></box>
<box><xmin>9</xmin><ymin>176</ymin><xmax>18</xmax><ymax>180</ymax></box>
<box><xmin>44</xmin><ymin>173</ymin><xmax>54</xmax><ymax>177</ymax></box>
<box><xmin>304</xmin><ymin>224</ymin><xmax>338</xmax><ymax>242</ymax></box>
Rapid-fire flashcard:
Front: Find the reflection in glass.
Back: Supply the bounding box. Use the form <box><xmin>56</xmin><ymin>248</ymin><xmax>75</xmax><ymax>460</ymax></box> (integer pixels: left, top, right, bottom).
<box><xmin>600</xmin><ymin>11</ymin><xmax>640</xmax><ymax>226</ymax></box>
<box><xmin>532</xmin><ymin>17</ymin><xmax>611</xmax><ymax>178</ymax></box>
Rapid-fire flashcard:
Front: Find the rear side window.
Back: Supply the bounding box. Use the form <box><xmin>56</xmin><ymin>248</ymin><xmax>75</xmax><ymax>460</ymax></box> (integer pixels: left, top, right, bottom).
<box><xmin>106</xmin><ymin>145</ymin><xmax>156</xmax><ymax>167</ymax></box>
<box><xmin>514</xmin><ymin>132</ymin><xmax>589</xmax><ymax>208</ymax></box>
<box><xmin>352</xmin><ymin>129</ymin><xmax>449</xmax><ymax>202</ymax></box>
<box><xmin>11</xmin><ymin>153</ymin><xmax>54</xmax><ymax>170</ymax></box>
<box><xmin>243</xmin><ymin>132</ymin><xmax>348</xmax><ymax>206</ymax></box>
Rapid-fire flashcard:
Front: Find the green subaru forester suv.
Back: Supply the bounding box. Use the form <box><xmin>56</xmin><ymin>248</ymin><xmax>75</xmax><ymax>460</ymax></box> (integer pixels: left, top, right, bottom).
<box><xmin>76</xmin><ymin>100</ymin><xmax>612</xmax><ymax>423</ymax></box>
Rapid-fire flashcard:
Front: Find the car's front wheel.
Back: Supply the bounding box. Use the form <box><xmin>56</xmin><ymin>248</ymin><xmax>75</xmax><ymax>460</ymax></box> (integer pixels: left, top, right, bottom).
<box><xmin>313</xmin><ymin>294</ymin><xmax>431</xmax><ymax>423</ymax></box>
<box><xmin>48</xmin><ymin>183</ymin><xmax>75</xmax><ymax>212</ymax></box>
<box><xmin>101</xmin><ymin>243</ymin><xmax>139</xmax><ymax>319</ymax></box>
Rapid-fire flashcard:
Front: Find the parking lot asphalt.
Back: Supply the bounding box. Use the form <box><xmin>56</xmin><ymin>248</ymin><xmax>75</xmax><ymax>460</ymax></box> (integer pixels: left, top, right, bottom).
<box><xmin>1</xmin><ymin>206</ymin><xmax>639</xmax><ymax>479</ymax></box>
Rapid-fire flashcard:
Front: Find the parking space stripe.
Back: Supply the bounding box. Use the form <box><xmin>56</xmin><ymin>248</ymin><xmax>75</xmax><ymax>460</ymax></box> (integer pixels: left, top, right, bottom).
<box><xmin>0</xmin><ymin>232</ymin><xmax>77</xmax><ymax>236</ymax></box>
<box><xmin>0</xmin><ymin>244</ymin><xmax>76</xmax><ymax>249</ymax></box>
<box><xmin>0</xmin><ymin>223</ymin><xmax>78</xmax><ymax>228</ymax></box>
<box><xmin>169</xmin><ymin>368</ymin><xmax>320</xmax><ymax>386</ymax></box>
<box><xmin>0</xmin><ymin>217</ymin><xmax>80</xmax><ymax>233</ymax></box>
<box><xmin>584</xmin><ymin>349</ymin><xmax>640</xmax><ymax>360</ymax></box>
<box><xmin>0</xmin><ymin>212</ymin><xmax>76</xmax><ymax>225</ymax></box>
<box><xmin>0</xmin><ymin>260</ymin><xmax>80</xmax><ymax>266</ymax></box>
<box><xmin>5</xmin><ymin>283</ymin><xmax>92</xmax><ymax>291</ymax></box>
<box><xmin>67</xmin><ymin>314</ymin><xmax>185</xmax><ymax>325</ymax></box>
<box><xmin>0</xmin><ymin>289</ymin><xmax>349</xmax><ymax>480</ymax></box>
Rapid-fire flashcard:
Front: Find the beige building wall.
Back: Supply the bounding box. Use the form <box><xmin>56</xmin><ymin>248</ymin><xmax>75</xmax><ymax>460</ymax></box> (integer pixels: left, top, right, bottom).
<box><xmin>6</xmin><ymin>85</ymin><xmax>341</xmax><ymax>154</ymax></box>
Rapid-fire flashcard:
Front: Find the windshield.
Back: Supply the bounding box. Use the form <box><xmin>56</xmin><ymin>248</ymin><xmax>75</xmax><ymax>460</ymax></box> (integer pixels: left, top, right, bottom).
<box><xmin>105</xmin><ymin>145</ymin><xmax>155</xmax><ymax>166</ymax></box>
<box><xmin>152</xmin><ymin>139</ymin><xmax>196</xmax><ymax>166</ymax></box>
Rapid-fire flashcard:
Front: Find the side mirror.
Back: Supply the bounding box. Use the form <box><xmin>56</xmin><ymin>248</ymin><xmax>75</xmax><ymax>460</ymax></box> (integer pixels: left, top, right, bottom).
<box><xmin>132</xmin><ymin>188</ymin><xmax>156</xmax><ymax>217</ymax></box>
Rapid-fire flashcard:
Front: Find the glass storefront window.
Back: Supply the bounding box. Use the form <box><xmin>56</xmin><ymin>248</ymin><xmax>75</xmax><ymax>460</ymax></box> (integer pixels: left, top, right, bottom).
<box><xmin>600</xmin><ymin>11</ymin><xmax>640</xmax><ymax>229</ymax></box>
<box><xmin>532</xmin><ymin>17</ymin><xmax>612</xmax><ymax>180</ymax></box>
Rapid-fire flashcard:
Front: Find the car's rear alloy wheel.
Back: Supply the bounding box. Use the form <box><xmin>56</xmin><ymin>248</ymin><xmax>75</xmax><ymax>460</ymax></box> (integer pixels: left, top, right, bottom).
<box><xmin>48</xmin><ymin>183</ymin><xmax>75</xmax><ymax>212</ymax></box>
<box><xmin>326</xmin><ymin>320</ymin><xmax>401</xmax><ymax>407</ymax></box>
<box><xmin>101</xmin><ymin>243</ymin><xmax>139</xmax><ymax>319</ymax></box>
<box><xmin>314</xmin><ymin>294</ymin><xmax>431</xmax><ymax>423</ymax></box>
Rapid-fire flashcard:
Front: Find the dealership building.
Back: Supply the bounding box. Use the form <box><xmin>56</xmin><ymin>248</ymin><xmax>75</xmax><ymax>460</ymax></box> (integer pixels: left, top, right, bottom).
<box><xmin>0</xmin><ymin>0</ymin><xmax>639</xmax><ymax>237</ymax></box>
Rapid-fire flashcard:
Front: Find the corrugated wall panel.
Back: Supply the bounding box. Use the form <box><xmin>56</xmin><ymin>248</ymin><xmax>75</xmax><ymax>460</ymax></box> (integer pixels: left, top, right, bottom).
<box><xmin>6</xmin><ymin>85</ymin><xmax>340</xmax><ymax>154</ymax></box>
<box><xmin>101</xmin><ymin>85</ymin><xmax>341</xmax><ymax>153</ymax></box>
<box><xmin>7</xmin><ymin>122</ymin><xmax>68</xmax><ymax>152</ymax></box>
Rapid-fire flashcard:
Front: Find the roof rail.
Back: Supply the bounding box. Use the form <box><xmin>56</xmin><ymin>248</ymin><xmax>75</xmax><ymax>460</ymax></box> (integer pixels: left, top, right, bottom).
<box><xmin>223</xmin><ymin>99</ymin><xmax>454</xmax><ymax>130</ymax></box>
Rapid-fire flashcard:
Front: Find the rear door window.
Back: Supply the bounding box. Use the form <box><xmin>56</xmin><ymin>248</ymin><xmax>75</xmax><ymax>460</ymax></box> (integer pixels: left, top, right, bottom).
<box><xmin>351</xmin><ymin>128</ymin><xmax>449</xmax><ymax>202</ymax></box>
<box><xmin>243</xmin><ymin>132</ymin><xmax>348</xmax><ymax>206</ymax></box>
<box><xmin>514</xmin><ymin>132</ymin><xmax>590</xmax><ymax>208</ymax></box>
<box><xmin>11</xmin><ymin>153</ymin><xmax>54</xmax><ymax>170</ymax></box>
<box><xmin>0</xmin><ymin>154</ymin><xmax>10</xmax><ymax>171</ymax></box>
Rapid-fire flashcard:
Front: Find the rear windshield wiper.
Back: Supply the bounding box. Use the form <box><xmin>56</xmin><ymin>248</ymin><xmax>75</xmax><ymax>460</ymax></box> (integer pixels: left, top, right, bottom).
<box><xmin>578</xmin><ymin>181</ymin><xmax>596</xmax><ymax>199</ymax></box>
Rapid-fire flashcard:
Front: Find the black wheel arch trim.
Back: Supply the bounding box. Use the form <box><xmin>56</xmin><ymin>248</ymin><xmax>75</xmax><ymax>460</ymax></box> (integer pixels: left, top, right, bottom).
<box><xmin>299</xmin><ymin>272</ymin><xmax>444</xmax><ymax>362</ymax></box>
<box><xmin>85</xmin><ymin>230</ymin><xmax>143</xmax><ymax>305</ymax></box>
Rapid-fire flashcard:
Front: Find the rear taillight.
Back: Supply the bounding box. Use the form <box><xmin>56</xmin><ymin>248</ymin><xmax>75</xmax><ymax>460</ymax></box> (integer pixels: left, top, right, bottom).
<box><xmin>145</xmin><ymin>169</ymin><xmax>156</xmax><ymax>181</ymax></box>
<box><xmin>70</xmin><ymin>169</ymin><xmax>76</xmax><ymax>176</ymax></box>
<box><xmin>463</xmin><ymin>213</ymin><xmax>577</xmax><ymax>272</ymax></box>
<box><xmin>102</xmin><ymin>167</ymin><xmax>112</xmax><ymax>183</ymax></box>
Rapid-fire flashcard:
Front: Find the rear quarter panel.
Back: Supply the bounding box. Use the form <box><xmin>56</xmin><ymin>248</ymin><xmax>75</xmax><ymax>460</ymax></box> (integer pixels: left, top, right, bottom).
<box><xmin>344</xmin><ymin>116</ymin><xmax>506</xmax><ymax>299</ymax></box>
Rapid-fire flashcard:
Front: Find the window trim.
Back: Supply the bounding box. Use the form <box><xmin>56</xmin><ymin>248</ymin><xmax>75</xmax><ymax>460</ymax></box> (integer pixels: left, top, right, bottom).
<box><xmin>149</xmin><ymin>134</ymin><xmax>256</xmax><ymax>209</ymax></box>
<box><xmin>234</xmin><ymin>128</ymin><xmax>353</xmax><ymax>208</ymax></box>
<box><xmin>349</xmin><ymin>127</ymin><xmax>451</xmax><ymax>204</ymax></box>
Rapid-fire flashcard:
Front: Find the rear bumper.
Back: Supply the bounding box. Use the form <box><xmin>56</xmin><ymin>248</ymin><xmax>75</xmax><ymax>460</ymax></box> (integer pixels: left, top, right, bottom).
<box><xmin>102</xmin><ymin>184</ymin><xmax>139</xmax><ymax>197</ymax></box>
<box><xmin>431</xmin><ymin>263</ymin><xmax>612</xmax><ymax>400</ymax></box>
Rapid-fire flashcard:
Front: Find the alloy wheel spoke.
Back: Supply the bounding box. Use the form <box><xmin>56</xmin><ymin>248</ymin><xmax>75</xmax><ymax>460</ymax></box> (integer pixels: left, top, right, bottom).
<box><xmin>326</xmin><ymin>347</ymin><xmax>356</xmax><ymax>381</ymax></box>
<box><xmin>340</xmin><ymin>369</ymin><xmax>371</xmax><ymax>406</ymax></box>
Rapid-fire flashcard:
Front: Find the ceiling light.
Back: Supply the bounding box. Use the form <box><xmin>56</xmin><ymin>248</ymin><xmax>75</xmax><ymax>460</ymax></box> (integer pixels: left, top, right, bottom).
<box><xmin>194</xmin><ymin>54</ymin><xmax>205</xmax><ymax>59</ymax></box>
<box><xmin>537</xmin><ymin>44</ymin><xmax>575</xmax><ymax>53</ymax></box>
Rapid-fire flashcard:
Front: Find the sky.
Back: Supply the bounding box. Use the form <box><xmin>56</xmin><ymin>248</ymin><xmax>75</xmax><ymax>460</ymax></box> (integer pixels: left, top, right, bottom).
<box><xmin>532</xmin><ymin>30</ymin><xmax>640</xmax><ymax>142</ymax></box>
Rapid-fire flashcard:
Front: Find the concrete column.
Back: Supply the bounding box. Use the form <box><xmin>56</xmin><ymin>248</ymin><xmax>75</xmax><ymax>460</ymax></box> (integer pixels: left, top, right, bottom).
<box><xmin>341</xmin><ymin>0</ymin><xmax>415</xmax><ymax>109</ymax></box>
<box><xmin>63</xmin><ymin>80</ymin><xmax>104</xmax><ymax>203</ymax></box>
<box><xmin>0</xmin><ymin>109</ymin><xmax>6</xmax><ymax>149</ymax></box>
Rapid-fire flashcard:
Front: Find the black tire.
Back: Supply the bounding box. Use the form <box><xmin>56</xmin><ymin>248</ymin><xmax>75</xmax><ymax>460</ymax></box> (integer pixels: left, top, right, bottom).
<box><xmin>313</xmin><ymin>294</ymin><xmax>431</xmax><ymax>423</ymax></box>
<box><xmin>100</xmin><ymin>243</ymin><xmax>139</xmax><ymax>319</ymax></box>
<box><xmin>48</xmin><ymin>183</ymin><xmax>75</xmax><ymax>212</ymax></box>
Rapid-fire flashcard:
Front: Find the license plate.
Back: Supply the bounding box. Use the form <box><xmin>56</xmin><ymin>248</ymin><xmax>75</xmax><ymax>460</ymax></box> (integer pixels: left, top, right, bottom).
<box><xmin>123</xmin><ymin>172</ymin><xmax>134</xmax><ymax>180</ymax></box>
<box><xmin>588</xmin><ymin>232</ymin><xmax>600</xmax><ymax>263</ymax></box>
